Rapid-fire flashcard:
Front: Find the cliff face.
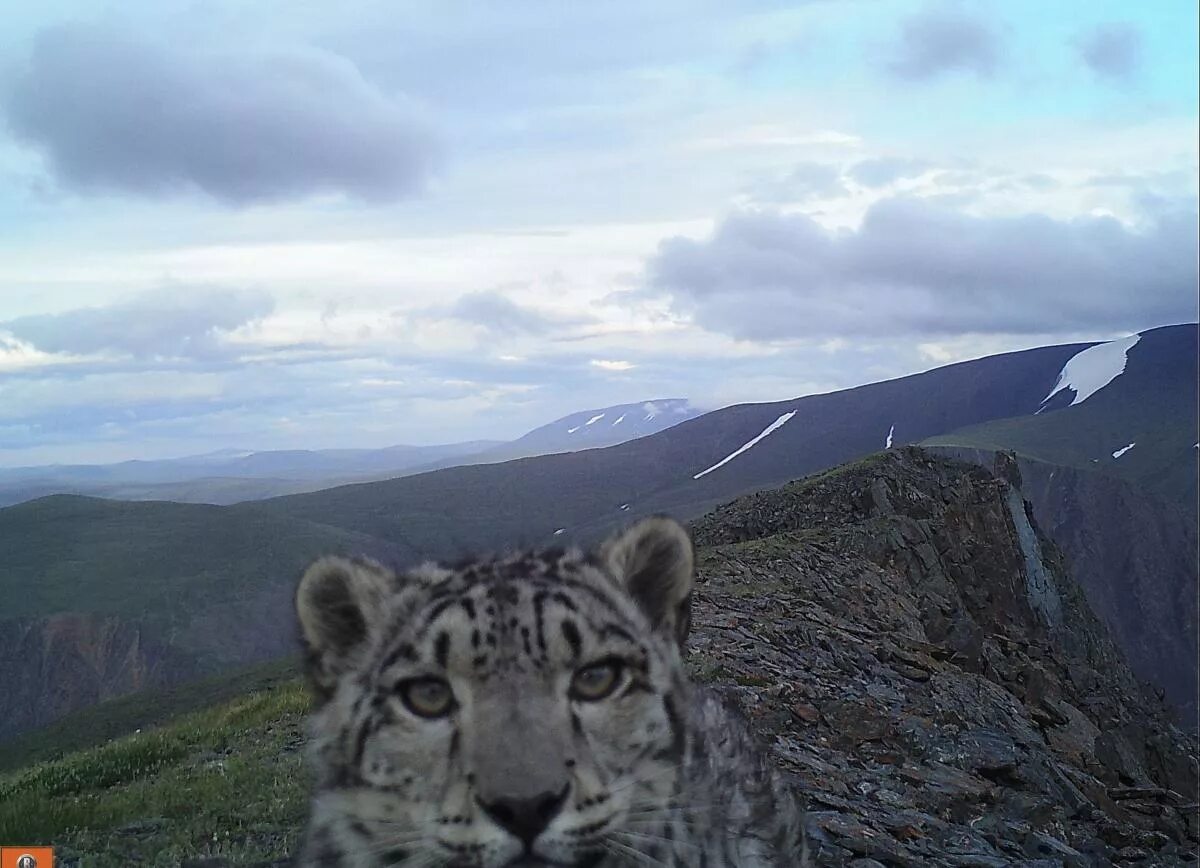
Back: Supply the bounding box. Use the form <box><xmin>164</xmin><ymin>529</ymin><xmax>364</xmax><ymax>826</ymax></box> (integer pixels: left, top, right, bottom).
<box><xmin>928</xmin><ymin>446</ymin><xmax>1199</xmax><ymax>726</ymax></box>
<box><xmin>0</xmin><ymin>583</ymin><xmax>305</xmax><ymax>742</ymax></box>
<box><xmin>689</xmin><ymin>448</ymin><xmax>1198</xmax><ymax>866</ymax></box>
<box><xmin>0</xmin><ymin>613</ymin><xmax>203</xmax><ymax>741</ymax></box>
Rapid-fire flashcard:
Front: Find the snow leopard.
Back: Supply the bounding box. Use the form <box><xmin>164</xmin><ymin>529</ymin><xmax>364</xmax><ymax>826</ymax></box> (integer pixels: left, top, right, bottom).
<box><xmin>294</xmin><ymin>516</ymin><xmax>804</xmax><ymax>867</ymax></box>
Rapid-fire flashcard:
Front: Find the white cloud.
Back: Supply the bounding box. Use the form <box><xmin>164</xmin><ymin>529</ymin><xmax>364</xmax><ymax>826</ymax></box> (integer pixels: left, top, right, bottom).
<box><xmin>590</xmin><ymin>359</ymin><xmax>636</xmax><ymax>371</ymax></box>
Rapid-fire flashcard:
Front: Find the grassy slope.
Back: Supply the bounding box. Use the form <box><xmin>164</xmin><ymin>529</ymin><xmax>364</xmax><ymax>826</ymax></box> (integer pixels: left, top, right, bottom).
<box><xmin>0</xmin><ymin>495</ymin><xmax>388</xmax><ymax>625</ymax></box>
<box><xmin>2</xmin><ymin>652</ymin><xmax>756</xmax><ymax>866</ymax></box>
<box><xmin>0</xmin><ymin>679</ymin><xmax>312</xmax><ymax>866</ymax></box>
<box><xmin>0</xmin><ymin>658</ymin><xmax>300</xmax><ymax>774</ymax></box>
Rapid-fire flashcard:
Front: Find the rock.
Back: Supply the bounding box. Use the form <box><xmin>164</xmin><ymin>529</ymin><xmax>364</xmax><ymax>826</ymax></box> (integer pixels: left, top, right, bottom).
<box><xmin>1108</xmin><ymin>786</ymin><xmax>1169</xmax><ymax>801</ymax></box>
<box><xmin>957</xmin><ymin>728</ymin><xmax>1019</xmax><ymax>774</ymax></box>
<box><xmin>1023</xmin><ymin>831</ymin><xmax>1088</xmax><ymax>867</ymax></box>
<box><xmin>947</xmin><ymin>857</ymin><xmax>1009</xmax><ymax>868</ymax></box>
<box><xmin>791</xmin><ymin>702</ymin><xmax>821</xmax><ymax>723</ymax></box>
<box><xmin>117</xmin><ymin>817</ymin><xmax>167</xmax><ymax>835</ymax></box>
<box><xmin>687</xmin><ymin>449</ymin><xmax>1198</xmax><ymax>867</ymax></box>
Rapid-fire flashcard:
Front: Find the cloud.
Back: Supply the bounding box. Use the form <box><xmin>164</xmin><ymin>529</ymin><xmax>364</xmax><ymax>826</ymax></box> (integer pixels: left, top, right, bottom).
<box><xmin>746</xmin><ymin>161</ymin><xmax>848</xmax><ymax>203</ymax></box>
<box><xmin>643</xmin><ymin>198</ymin><xmax>1198</xmax><ymax>340</ymax></box>
<box><xmin>2</xmin><ymin>24</ymin><xmax>442</xmax><ymax>204</ymax></box>
<box><xmin>848</xmin><ymin>157</ymin><xmax>933</xmax><ymax>187</ymax></box>
<box><xmin>0</xmin><ymin>287</ymin><xmax>274</xmax><ymax>359</ymax></box>
<box><xmin>884</xmin><ymin>8</ymin><xmax>1002</xmax><ymax>80</ymax></box>
<box><xmin>1076</xmin><ymin>23</ymin><xmax>1142</xmax><ymax>80</ymax></box>
<box><xmin>422</xmin><ymin>290</ymin><xmax>596</xmax><ymax>336</ymax></box>
<box><xmin>590</xmin><ymin>359</ymin><xmax>636</xmax><ymax>371</ymax></box>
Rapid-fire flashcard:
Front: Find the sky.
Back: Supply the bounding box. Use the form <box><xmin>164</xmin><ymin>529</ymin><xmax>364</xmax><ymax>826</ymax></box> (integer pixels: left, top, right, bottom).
<box><xmin>0</xmin><ymin>0</ymin><xmax>1196</xmax><ymax>465</ymax></box>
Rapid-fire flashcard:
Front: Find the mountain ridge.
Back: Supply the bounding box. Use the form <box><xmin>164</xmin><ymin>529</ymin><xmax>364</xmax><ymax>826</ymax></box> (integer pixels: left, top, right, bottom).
<box><xmin>2</xmin><ymin>326</ymin><xmax>1193</xmax><ymax>740</ymax></box>
<box><xmin>3</xmin><ymin>448</ymin><xmax>1195</xmax><ymax>865</ymax></box>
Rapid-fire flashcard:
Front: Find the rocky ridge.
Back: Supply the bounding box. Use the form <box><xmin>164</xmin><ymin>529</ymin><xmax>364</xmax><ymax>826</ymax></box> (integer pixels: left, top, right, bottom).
<box><xmin>687</xmin><ymin>448</ymin><xmax>1198</xmax><ymax>866</ymax></box>
<box><xmin>927</xmin><ymin>446</ymin><xmax>1198</xmax><ymax>726</ymax></box>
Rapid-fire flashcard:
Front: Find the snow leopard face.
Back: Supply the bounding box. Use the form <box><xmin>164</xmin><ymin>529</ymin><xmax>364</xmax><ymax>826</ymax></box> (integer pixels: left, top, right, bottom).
<box><xmin>295</xmin><ymin>517</ymin><xmax>695</xmax><ymax>868</ymax></box>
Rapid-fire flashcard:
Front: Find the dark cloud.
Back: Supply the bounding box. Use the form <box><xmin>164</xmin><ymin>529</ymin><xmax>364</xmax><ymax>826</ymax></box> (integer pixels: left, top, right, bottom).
<box><xmin>885</xmin><ymin>8</ymin><xmax>1002</xmax><ymax>80</ymax></box>
<box><xmin>429</xmin><ymin>290</ymin><xmax>595</xmax><ymax>335</ymax></box>
<box><xmin>2</xmin><ymin>24</ymin><xmax>442</xmax><ymax>204</ymax></box>
<box><xmin>1</xmin><ymin>287</ymin><xmax>273</xmax><ymax>358</ymax></box>
<box><xmin>644</xmin><ymin>198</ymin><xmax>1198</xmax><ymax>339</ymax></box>
<box><xmin>848</xmin><ymin>157</ymin><xmax>933</xmax><ymax>187</ymax></box>
<box><xmin>1076</xmin><ymin>23</ymin><xmax>1141</xmax><ymax>80</ymax></box>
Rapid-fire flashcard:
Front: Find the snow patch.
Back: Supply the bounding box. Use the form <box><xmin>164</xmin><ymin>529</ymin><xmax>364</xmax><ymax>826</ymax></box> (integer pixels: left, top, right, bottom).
<box><xmin>619</xmin><ymin>503</ymin><xmax>631</xmax><ymax>511</ymax></box>
<box><xmin>585</xmin><ymin>413</ymin><xmax>605</xmax><ymax>426</ymax></box>
<box><xmin>885</xmin><ymin>424</ymin><xmax>895</xmax><ymax>449</ymax></box>
<box><xmin>693</xmin><ymin>411</ymin><xmax>797</xmax><ymax>480</ymax></box>
<box><xmin>612</xmin><ymin>414</ymin><xmax>626</xmax><ymax>426</ymax></box>
<box><xmin>1112</xmin><ymin>443</ymin><xmax>1136</xmax><ymax>459</ymax></box>
<box><xmin>1041</xmin><ymin>333</ymin><xmax>1140</xmax><ymax>410</ymax></box>
<box><xmin>566</xmin><ymin>425</ymin><xmax>581</xmax><ymax>434</ymax></box>
<box><xmin>553</xmin><ymin>528</ymin><xmax>566</xmax><ymax>535</ymax></box>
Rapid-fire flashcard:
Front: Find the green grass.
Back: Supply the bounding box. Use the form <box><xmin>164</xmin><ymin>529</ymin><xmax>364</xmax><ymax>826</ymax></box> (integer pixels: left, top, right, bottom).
<box><xmin>0</xmin><ymin>680</ymin><xmax>312</xmax><ymax>866</ymax></box>
<box><xmin>0</xmin><ymin>657</ymin><xmax>301</xmax><ymax>774</ymax></box>
<box><xmin>0</xmin><ymin>495</ymin><xmax>383</xmax><ymax>625</ymax></box>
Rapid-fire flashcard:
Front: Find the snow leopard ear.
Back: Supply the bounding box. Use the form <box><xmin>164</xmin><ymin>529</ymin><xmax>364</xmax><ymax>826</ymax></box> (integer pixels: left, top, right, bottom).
<box><xmin>600</xmin><ymin>516</ymin><xmax>695</xmax><ymax>647</ymax></box>
<box><xmin>296</xmin><ymin>556</ymin><xmax>394</xmax><ymax>701</ymax></box>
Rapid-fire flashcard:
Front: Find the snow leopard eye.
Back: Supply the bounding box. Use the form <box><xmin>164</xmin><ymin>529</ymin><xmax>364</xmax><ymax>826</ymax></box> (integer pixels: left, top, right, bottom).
<box><xmin>570</xmin><ymin>660</ymin><xmax>624</xmax><ymax>702</ymax></box>
<box><xmin>398</xmin><ymin>677</ymin><xmax>456</xmax><ymax>718</ymax></box>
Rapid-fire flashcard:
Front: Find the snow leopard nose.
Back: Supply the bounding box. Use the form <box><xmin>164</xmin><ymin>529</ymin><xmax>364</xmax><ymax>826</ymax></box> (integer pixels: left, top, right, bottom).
<box><xmin>477</xmin><ymin>785</ymin><xmax>569</xmax><ymax>845</ymax></box>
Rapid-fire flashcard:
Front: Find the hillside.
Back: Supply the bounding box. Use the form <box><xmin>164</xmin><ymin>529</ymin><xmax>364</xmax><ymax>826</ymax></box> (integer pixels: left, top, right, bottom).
<box><xmin>0</xmin><ymin>496</ymin><xmax>400</xmax><ymax>740</ymax></box>
<box><xmin>926</xmin><ymin>323</ymin><xmax>1198</xmax><ymax>516</ymax></box>
<box><xmin>246</xmin><ymin>338</ymin><xmax>1089</xmax><ymax>557</ymax></box>
<box><xmin>4</xmin><ymin>449</ymin><xmax>1195</xmax><ymax>865</ymax></box>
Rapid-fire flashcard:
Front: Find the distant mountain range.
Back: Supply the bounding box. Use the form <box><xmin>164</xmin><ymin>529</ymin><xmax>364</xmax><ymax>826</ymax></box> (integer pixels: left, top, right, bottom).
<box><xmin>1</xmin><ymin>324</ymin><xmax>1194</xmax><ymax>739</ymax></box>
<box><xmin>426</xmin><ymin>397</ymin><xmax>705</xmax><ymax>467</ymax></box>
<box><xmin>0</xmin><ymin>397</ymin><xmax>704</xmax><ymax>507</ymax></box>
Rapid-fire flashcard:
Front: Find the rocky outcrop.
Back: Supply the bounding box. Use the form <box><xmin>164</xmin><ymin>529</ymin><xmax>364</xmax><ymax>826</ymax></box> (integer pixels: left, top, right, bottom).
<box><xmin>928</xmin><ymin>446</ymin><xmax>1199</xmax><ymax>726</ymax></box>
<box><xmin>0</xmin><ymin>613</ymin><xmax>203</xmax><ymax>741</ymax></box>
<box><xmin>0</xmin><ymin>583</ymin><xmax>306</xmax><ymax>742</ymax></box>
<box><xmin>689</xmin><ymin>448</ymin><xmax>1198</xmax><ymax>866</ymax></box>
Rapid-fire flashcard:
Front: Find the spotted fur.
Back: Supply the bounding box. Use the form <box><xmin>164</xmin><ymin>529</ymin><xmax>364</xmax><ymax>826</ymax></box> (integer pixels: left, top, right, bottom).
<box><xmin>295</xmin><ymin>517</ymin><xmax>804</xmax><ymax>867</ymax></box>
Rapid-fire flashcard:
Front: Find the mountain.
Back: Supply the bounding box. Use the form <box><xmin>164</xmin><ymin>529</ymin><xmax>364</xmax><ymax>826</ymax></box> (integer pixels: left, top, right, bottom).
<box><xmin>467</xmin><ymin>397</ymin><xmax>705</xmax><ymax>461</ymax></box>
<box><xmin>4</xmin><ymin>326</ymin><xmax>1193</xmax><ymax>738</ymax></box>
<box><xmin>0</xmin><ymin>441</ymin><xmax>499</xmax><ymax>507</ymax></box>
<box><xmin>929</xmin><ymin>447</ymin><xmax>1198</xmax><ymax>726</ymax></box>
<box><xmin>0</xmin><ymin>495</ymin><xmax>405</xmax><ymax>740</ymax></box>
<box><xmin>926</xmin><ymin>323</ymin><xmax>1198</xmax><ymax>516</ymax></box>
<box><xmin>3</xmin><ymin>450</ymin><xmax>1195</xmax><ymax>865</ymax></box>
<box><xmin>245</xmin><ymin>336</ymin><xmax>1099</xmax><ymax>558</ymax></box>
<box><xmin>0</xmin><ymin>396</ymin><xmax>707</xmax><ymax>508</ymax></box>
<box><xmin>401</xmin><ymin>398</ymin><xmax>707</xmax><ymax>476</ymax></box>
<box><xmin>242</xmin><ymin>324</ymin><xmax>1195</xmax><ymax>720</ymax></box>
